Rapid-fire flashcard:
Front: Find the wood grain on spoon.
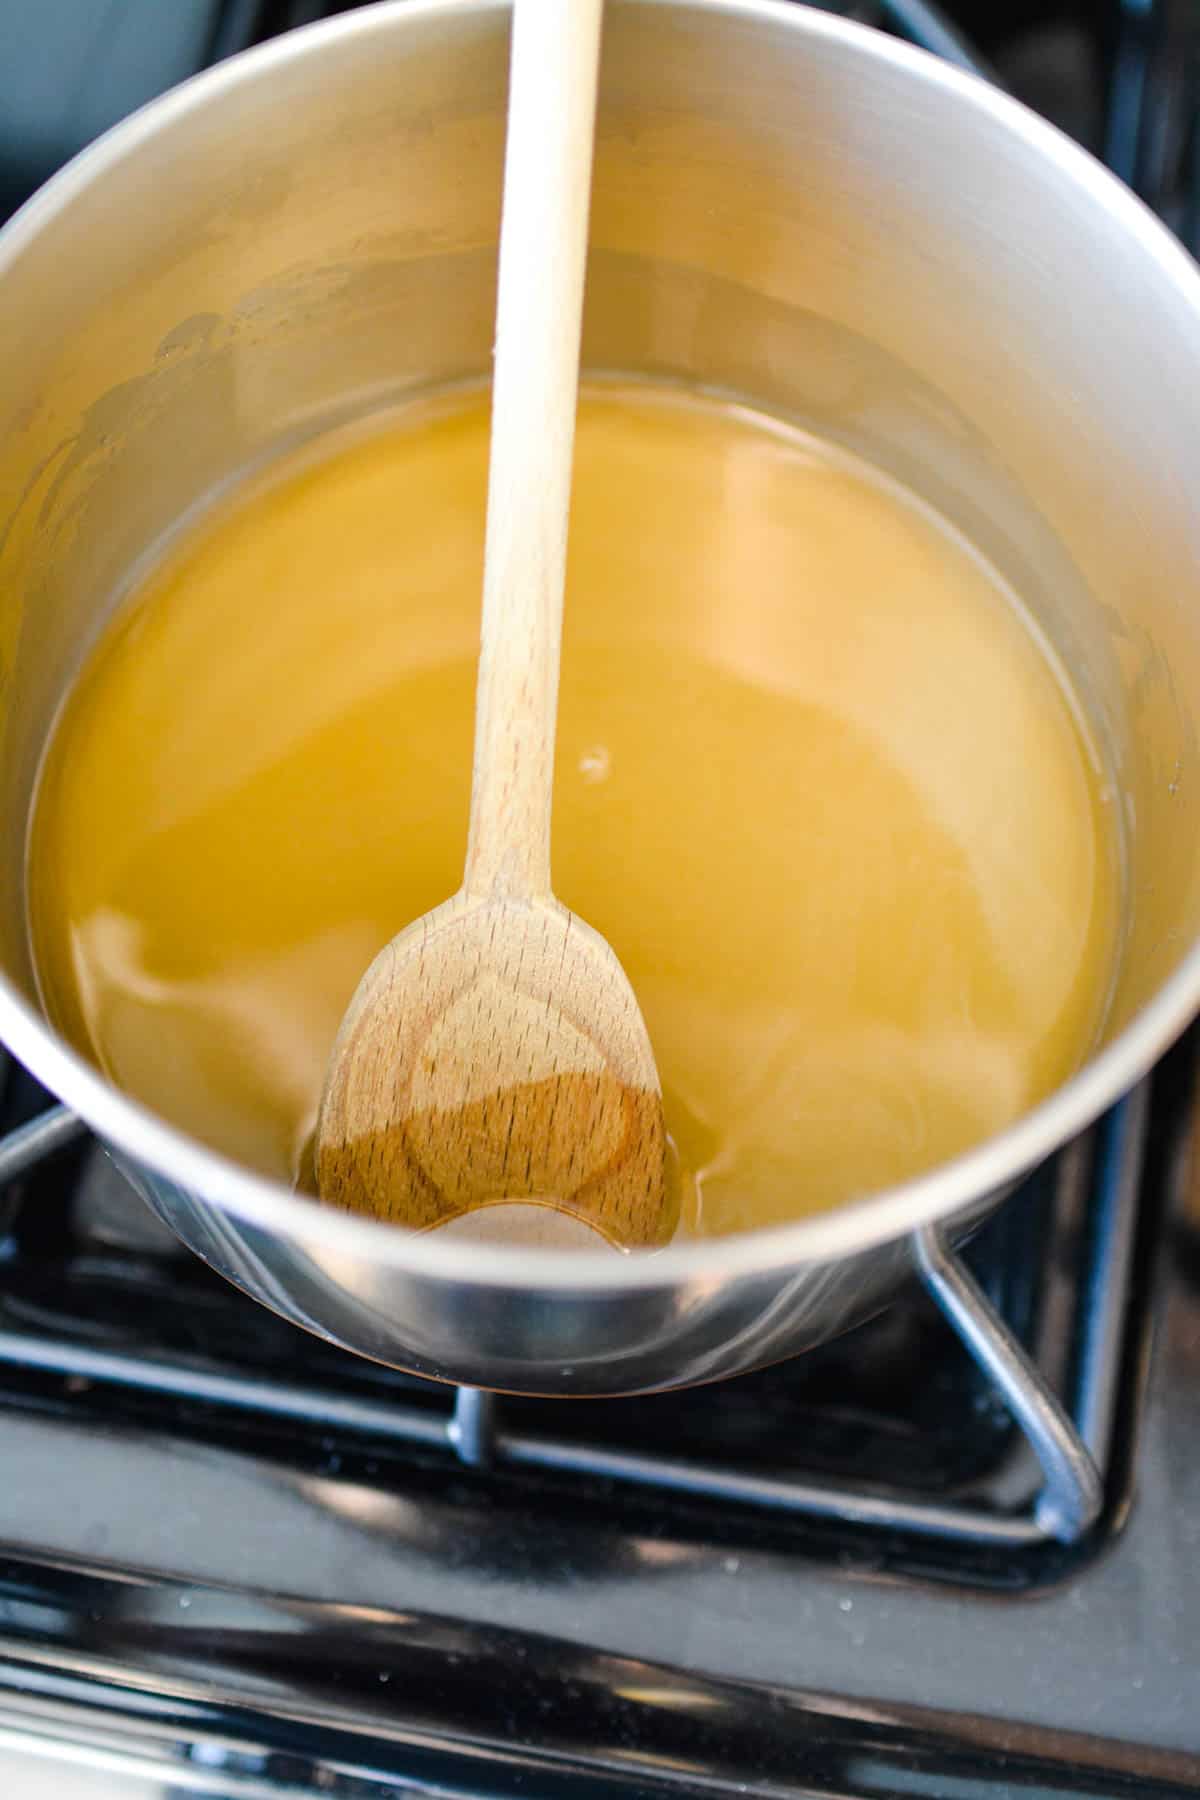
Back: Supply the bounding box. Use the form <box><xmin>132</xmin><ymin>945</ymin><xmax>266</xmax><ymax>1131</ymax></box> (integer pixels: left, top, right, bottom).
<box><xmin>315</xmin><ymin>0</ymin><xmax>673</xmax><ymax>1249</ymax></box>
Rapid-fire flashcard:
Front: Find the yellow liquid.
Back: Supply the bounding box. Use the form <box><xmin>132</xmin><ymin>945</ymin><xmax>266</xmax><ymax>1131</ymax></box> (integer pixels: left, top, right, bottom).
<box><xmin>28</xmin><ymin>384</ymin><xmax>1119</xmax><ymax>1238</ymax></box>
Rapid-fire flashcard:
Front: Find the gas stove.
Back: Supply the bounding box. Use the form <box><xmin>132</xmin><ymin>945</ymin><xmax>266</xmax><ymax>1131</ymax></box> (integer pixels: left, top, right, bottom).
<box><xmin>2</xmin><ymin>2</ymin><xmax>1200</xmax><ymax>1795</ymax></box>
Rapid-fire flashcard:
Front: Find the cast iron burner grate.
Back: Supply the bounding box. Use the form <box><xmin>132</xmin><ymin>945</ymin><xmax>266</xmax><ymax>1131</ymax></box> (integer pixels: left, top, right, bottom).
<box><xmin>0</xmin><ymin>1038</ymin><xmax>1175</xmax><ymax>1594</ymax></box>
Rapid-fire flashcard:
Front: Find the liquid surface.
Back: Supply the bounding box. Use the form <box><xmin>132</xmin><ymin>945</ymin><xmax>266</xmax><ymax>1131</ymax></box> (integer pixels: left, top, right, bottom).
<box><xmin>28</xmin><ymin>385</ymin><xmax>1119</xmax><ymax>1238</ymax></box>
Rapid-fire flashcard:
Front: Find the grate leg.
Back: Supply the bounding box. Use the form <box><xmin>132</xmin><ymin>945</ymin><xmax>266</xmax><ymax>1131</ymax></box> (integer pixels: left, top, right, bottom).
<box><xmin>915</xmin><ymin>1221</ymin><xmax>1103</xmax><ymax>1543</ymax></box>
<box><xmin>0</xmin><ymin>1106</ymin><xmax>87</xmax><ymax>1186</ymax></box>
<box><xmin>449</xmin><ymin>1387</ymin><xmax>498</xmax><ymax>1467</ymax></box>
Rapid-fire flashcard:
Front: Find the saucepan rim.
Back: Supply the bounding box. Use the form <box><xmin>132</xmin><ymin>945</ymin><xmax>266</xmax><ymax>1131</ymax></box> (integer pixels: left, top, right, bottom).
<box><xmin>1</xmin><ymin>0</ymin><xmax>1197</xmax><ymax>1291</ymax></box>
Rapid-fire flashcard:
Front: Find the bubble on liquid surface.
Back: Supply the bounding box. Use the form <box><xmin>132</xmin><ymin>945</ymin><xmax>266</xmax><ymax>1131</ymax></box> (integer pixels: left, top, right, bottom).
<box><xmin>578</xmin><ymin>744</ymin><xmax>610</xmax><ymax>784</ymax></box>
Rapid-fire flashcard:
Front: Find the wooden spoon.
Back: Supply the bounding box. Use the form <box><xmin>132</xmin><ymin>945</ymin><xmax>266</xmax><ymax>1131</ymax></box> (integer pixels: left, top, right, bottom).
<box><xmin>314</xmin><ymin>0</ymin><xmax>673</xmax><ymax>1250</ymax></box>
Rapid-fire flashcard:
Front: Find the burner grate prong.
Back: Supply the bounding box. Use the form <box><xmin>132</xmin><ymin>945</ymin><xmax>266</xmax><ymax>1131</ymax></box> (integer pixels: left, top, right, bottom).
<box><xmin>0</xmin><ymin>1106</ymin><xmax>86</xmax><ymax>1187</ymax></box>
<box><xmin>915</xmin><ymin>1226</ymin><xmax>1102</xmax><ymax>1542</ymax></box>
<box><xmin>449</xmin><ymin>1387</ymin><xmax>497</xmax><ymax>1468</ymax></box>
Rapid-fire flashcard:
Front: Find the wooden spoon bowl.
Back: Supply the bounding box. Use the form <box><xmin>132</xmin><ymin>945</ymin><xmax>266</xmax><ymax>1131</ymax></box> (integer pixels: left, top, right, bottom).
<box><xmin>316</xmin><ymin>891</ymin><xmax>672</xmax><ymax>1246</ymax></box>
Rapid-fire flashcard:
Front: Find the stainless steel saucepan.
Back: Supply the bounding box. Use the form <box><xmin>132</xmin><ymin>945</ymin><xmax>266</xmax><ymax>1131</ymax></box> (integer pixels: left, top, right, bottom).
<box><xmin>0</xmin><ymin>1</ymin><xmax>1198</xmax><ymax>1431</ymax></box>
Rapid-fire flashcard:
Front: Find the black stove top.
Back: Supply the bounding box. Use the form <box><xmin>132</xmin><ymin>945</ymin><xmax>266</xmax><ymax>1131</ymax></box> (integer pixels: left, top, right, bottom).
<box><xmin>0</xmin><ymin>1046</ymin><xmax>1195</xmax><ymax>1796</ymax></box>
<box><xmin>1</xmin><ymin>2</ymin><xmax>1199</xmax><ymax>1795</ymax></box>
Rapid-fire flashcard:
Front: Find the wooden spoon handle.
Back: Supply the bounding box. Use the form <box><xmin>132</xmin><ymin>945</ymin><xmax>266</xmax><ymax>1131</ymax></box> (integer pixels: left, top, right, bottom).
<box><xmin>462</xmin><ymin>0</ymin><xmax>605</xmax><ymax>902</ymax></box>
